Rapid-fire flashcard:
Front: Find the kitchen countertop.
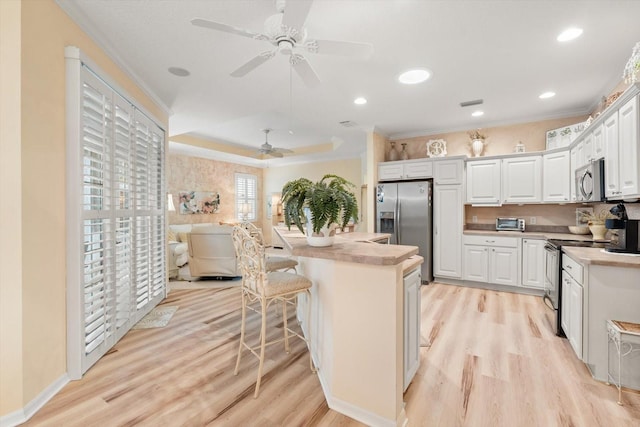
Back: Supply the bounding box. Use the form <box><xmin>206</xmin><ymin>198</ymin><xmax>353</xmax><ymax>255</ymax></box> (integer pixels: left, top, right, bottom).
<box><xmin>463</xmin><ymin>229</ymin><xmax>595</xmax><ymax>241</ymax></box>
<box><xmin>402</xmin><ymin>255</ymin><xmax>424</xmax><ymax>274</ymax></box>
<box><xmin>562</xmin><ymin>246</ymin><xmax>640</xmax><ymax>269</ymax></box>
<box><xmin>273</xmin><ymin>227</ymin><xmax>417</xmax><ymax>266</ymax></box>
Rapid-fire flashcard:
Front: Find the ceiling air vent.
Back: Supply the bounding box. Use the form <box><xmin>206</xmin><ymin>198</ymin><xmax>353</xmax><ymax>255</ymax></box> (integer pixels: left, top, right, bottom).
<box><xmin>339</xmin><ymin>120</ymin><xmax>358</xmax><ymax>128</ymax></box>
<box><xmin>460</xmin><ymin>99</ymin><xmax>484</xmax><ymax>107</ymax></box>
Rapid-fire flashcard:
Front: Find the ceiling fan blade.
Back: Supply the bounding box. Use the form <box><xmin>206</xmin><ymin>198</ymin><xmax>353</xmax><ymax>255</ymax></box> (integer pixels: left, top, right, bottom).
<box><xmin>291</xmin><ymin>54</ymin><xmax>321</xmax><ymax>88</ymax></box>
<box><xmin>305</xmin><ymin>39</ymin><xmax>374</xmax><ymax>59</ymax></box>
<box><xmin>281</xmin><ymin>0</ymin><xmax>313</xmax><ymax>31</ymax></box>
<box><xmin>268</xmin><ymin>151</ymin><xmax>284</xmax><ymax>158</ymax></box>
<box><xmin>274</xmin><ymin>147</ymin><xmax>294</xmax><ymax>154</ymax></box>
<box><xmin>191</xmin><ymin>18</ymin><xmax>265</xmax><ymax>40</ymax></box>
<box><xmin>230</xmin><ymin>51</ymin><xmax>276</xmax><ymax>77</ymax></box>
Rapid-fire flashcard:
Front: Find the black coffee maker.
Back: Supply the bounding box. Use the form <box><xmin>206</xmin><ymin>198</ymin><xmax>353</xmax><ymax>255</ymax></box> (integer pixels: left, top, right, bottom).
<box><xmin>605</xmin><ymin>203</ymin><xmax>640</xmax><ymax>254</ymax></box>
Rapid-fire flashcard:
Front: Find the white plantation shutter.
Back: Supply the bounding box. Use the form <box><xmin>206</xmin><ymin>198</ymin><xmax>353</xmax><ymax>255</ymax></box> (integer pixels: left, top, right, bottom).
<box><xmin>235</xmin><ymin>173</ymin><xmax>257</xmax><ymax>221</ymax></box>
<box><xmin>66</xmin><ymin>49</ymin><xmax>166</xmax><ymax>377</ymax></box>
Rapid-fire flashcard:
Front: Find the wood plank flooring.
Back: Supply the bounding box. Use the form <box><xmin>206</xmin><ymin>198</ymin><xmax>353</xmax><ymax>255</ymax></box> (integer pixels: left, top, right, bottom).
<box><xmin>23</xmin><ymin>283</ymin><xmax>640</xmax><ymax>426</ymax></box>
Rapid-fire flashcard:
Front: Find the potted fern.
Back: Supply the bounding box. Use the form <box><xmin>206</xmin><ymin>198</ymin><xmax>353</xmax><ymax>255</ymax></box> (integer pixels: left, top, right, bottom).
<box><xmin>282</xmin><ymin>174</ymin><xmax>358</xmax><ymax>247</ymax></box>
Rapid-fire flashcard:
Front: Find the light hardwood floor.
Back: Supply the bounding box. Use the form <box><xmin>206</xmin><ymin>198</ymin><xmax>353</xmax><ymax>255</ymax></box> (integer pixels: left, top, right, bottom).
<box><xmin>23</xmin><ymin>283</ymin><xmax>640</xmax><ymax>426</ymax></box>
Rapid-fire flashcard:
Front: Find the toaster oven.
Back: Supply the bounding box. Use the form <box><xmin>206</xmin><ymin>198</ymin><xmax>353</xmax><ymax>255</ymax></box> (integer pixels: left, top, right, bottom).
<box><xmin>496</xmin><ymin>217</ymin><xmax>525</xmax><ymax>232</ymax></box>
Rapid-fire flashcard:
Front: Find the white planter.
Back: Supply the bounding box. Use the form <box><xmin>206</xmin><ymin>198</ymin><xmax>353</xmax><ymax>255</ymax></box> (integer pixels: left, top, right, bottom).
<box><xmin>471</xmin><ymin>139</ymin><xmax>485</xmax><ymax>157</ymax></box>
<box><xmin>305</xmin><ymin>209</ymin><xmax>337</xmax><ymax>247</ymax></box>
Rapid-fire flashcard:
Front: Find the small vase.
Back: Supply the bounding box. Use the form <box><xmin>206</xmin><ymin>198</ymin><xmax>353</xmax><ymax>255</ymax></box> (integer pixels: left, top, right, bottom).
<box><xmin>589</xmin><ymin>223</ymin><xmax>607</xmax><ymax>241</ymax></box>
<box><xmin>388</xmin><ymin>141</ymin><xmax>399</xmax><ymax>161</ymax></box>
<box><xmin>400</xmin><ymin>143</ymin><xmax>409</xmax><ymax>160</ymax></box>
<box><xmin>471</xmin><ymin>139</ymin><xmax>485</xmax><ymax>157</ymax></box>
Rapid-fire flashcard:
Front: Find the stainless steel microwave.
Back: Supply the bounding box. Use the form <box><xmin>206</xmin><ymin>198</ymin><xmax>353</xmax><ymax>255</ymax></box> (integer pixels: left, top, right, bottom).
<box><xmin>496</xmin><ymin>217</ymin><xmax>525</xmax><ymax>232</ymax></box>
<box><xmin>575</xmin><ymin>158</ymin><xmax>605</xmax><ymax>202</ymax></box>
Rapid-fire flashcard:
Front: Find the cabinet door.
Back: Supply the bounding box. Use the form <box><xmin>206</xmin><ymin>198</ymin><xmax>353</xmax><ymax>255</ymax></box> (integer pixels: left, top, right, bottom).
<box><xmin>466</xmin><ymin>159</ymin><xmax>501</xmax><ymax>204</ymax></box>
<box><xmin>604</xmin><ymin>112</ymin><xmax>620</xmax><ymax>198</ymax></box>
<box><xmin>490</xmin><ymin>246</ymin><xmax>519</xmax><ymax>286</ymax></box>
<box><xmin>433</xmin><ymin>185</ymin><xmax>463</xmax><ymax>278</ymax></box>
<box><xmin>561</xmin><ymin>271</ymin><xmax>571</xmax><ymax>337</ymax></box>
<box><xmin>583</xmin><ymin>132</ymin><xmax>594</xmax><ymax>164</ymax></box>
<box><xmin>618</xmin><ymin>96</ymin><xmax>639</xmax><ymax>197</ymax></box>
<box><xmin>404</xmin><ymin>160</ymin><xmax>433</xmax><ymax>179</ymax></box>
<box><xmin>569</xmin><ymin>278</ymin><xmax>583</xmax><ymax>359</ymax></box>
<box><xmin>463</xmin><ymin>245</ymin><xmax>488</xmax><ymax>282</ymax></box>
<box><xmin>522</xmin><ymin>239</ymin><xmax>545</xmax><ymax>289</ymax></box>
<box><xmin>403</xmin><ymin>268</ymin><xmax>421</xmax><ymax>391</ymax></box>
<box><xmin>502</xmin><ymin>155</ymin><xmax>542</xmax><ymax>203</ymax></box>
<box><xmin>543</xmin><ymin>150</ymin><xmax>570</xmax><ymax>203</ymax></box>
<box><xmin>592</xmin><ymin>123</ymin><xmax>605</xmax><ymax>160</ymax></box>
<box><xmin>378</xmin><ymin>163</ymin><xmax>403</xmax><ymax>181</ymax></box>
<box><xmin>570</xmin><ymin>147</ymin><xmax>578</xmax><ymax>202</ymax></box>
<box><xmin>434</xmin><ymin>159</ymin><xmax>463</xmax><ymax>185</ymax></box>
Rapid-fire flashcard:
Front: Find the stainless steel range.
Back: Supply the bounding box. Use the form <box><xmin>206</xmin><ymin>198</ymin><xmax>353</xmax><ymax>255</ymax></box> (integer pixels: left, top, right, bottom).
<box><xmin>543</xmin><ymin>238</ymin><xmax>607</xmax><ymax>337</ymax></box>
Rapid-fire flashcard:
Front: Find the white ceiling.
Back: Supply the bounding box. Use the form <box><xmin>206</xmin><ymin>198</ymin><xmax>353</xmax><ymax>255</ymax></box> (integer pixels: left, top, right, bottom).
<box><xmin>57</xmin><ymin>0</ymin><xmax>640</xmax><ymax>167</ymax></box>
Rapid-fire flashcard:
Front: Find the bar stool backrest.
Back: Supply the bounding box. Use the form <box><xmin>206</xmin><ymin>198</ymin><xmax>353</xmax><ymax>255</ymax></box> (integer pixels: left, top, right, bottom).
<box><xmin>232</xmin><ymin>226</ymin><xmax>267</xmax><ymax>296</ymax></box>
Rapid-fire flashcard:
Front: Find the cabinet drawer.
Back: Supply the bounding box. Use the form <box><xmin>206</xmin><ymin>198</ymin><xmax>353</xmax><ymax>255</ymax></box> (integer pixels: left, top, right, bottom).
<box><xmin>463</xmin><ymin>235</ymin><xmax>518</xmax><ymax>247</ymax></box>
<box><xmin>405</xmin><ymin>161</ymin><xmax>433</xmax><ymax>178</ymax></box>
<box><xmin>562</xmin><ymin>254</ymin><xmax>583</xmax><ymax>283</ymax></box>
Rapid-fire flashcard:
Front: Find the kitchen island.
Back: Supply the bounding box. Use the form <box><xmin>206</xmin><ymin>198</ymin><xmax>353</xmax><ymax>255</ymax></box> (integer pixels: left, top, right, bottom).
<box><xmin>273</xmin><ymin>227</ymin><xmax>421</xmax><ymax>427</ymax></box>
<box><xmin>561</xmin><ymin>247</ymin><xmax>640</xmax><ymax>383</ymax></box>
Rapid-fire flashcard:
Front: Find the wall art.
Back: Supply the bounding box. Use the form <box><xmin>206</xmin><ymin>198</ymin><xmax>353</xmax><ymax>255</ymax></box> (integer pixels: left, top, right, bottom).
<box><xmin>178</xmin><ymin>191</ymin><xmax>220</xmax><ymax>214</ymax></box>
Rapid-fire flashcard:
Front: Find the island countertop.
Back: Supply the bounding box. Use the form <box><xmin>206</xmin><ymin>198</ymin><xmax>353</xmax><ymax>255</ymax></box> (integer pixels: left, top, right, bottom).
<box><xmin>562</xmin><ymin>246</ymin><xmax>640</xmax><ymax>269</ymax></box>
<box><xmin>273</xmin><ymin>227</ymin><xmax>417</xmax><ymax>266</ymax></box>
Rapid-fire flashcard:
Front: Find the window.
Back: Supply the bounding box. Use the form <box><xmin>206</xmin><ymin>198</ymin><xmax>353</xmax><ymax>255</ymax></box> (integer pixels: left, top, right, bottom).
<box><xmin>235</xmin><ymin>173</ymin><xmax>257</xmax><ymax>221</ymax></box>
<box><xmin>66</xmin><ymin>47</ymin><xmax>166</xmax><ymax>377</ymax></box>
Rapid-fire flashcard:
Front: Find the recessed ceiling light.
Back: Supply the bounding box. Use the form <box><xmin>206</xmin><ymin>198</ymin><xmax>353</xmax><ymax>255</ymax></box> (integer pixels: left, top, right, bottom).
<box><xmin>471</xmin><ymin>111</ymin><xmax>484</xmax><ymax>117</ymax></box>
<box><xmin>557</xmin><ymin>27</ymin><xmax>583</xmax><ymax>42</ymax></box>
<box><xmin>354</xmin><ymin>97</ymin><xmax>367</xmax><ymax>105</ymax></box>
<box><xmin>539</xmin><ymin>91</ymin><xmax>556</xmax><ymax>99</ymax></box>
<box><xmin>168</xmin><ymin>67</ymin><xmax>190</xmax><ymax>77</ymax></box>
<box><xmin>398</xmin><ymin>69</ymin><xmax>431</xmax><ymax>85</ymax></box>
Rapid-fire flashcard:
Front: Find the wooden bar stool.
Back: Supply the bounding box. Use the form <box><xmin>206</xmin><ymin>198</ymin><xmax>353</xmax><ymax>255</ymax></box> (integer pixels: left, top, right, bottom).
<box><xmin>231</xmin><ymin>226</ymin><xmax>315</xmax><ymax>398</ymax></box>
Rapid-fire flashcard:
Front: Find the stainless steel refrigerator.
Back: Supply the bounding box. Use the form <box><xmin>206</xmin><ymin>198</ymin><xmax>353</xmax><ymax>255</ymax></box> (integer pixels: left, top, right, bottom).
<box><xmin>376</xmin><ymin>181</ymin><xmax>433</xmax><ymax>283</ymax></box>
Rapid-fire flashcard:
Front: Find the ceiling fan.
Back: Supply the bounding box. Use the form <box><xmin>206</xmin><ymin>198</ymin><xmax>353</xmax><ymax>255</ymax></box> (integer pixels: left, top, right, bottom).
<box><xmin>257</xmin><ymin>129</ymin><xmax>293</xmax><ymax>158</ymax></box>
<box><xmin>191</xmin><ymin>0</ymin><xmax>373</xmax><ymax>87</ymax></box>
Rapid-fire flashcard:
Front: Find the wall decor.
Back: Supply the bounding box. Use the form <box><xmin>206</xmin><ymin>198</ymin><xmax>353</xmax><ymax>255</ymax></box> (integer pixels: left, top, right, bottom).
<box><xmin>426</xmin><ymin>139</ymin><xmax>447</xmax><ymax>157</ymax></box>
<box><xmin>178</xmin><ymin>191</ymin><xmax>220</xmax><ymax>214</ymax></box>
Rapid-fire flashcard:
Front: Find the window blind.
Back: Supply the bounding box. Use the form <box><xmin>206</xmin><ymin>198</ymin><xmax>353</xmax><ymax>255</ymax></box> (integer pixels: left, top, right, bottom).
<box><xmin>72</xmin><ymin>63</ymin><xmax>166</xmax><ymax>374</ymax></box>
<box><xmin>235</xmin><ymin>173</ymin><xmax>257</xmax><ymax>221</ymax></box>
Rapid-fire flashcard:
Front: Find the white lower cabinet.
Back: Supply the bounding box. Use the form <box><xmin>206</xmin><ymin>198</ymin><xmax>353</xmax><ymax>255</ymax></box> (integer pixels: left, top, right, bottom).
<box><xmin>403</xmin><ymin>267</ymin><xmax>421</xmax><ymax>391</ymax></box>
<box><xmin>521</xmin><ymin>238</ymin><xmax>545</xmax><ymax>289</ymax></box>
<box><xmin>463</xmin><ymin>236</ymin><xmax>519</xmax><ymax>286</ymax></box>
<box><xmin>561</xmin><ymin>255</ymin><xmax>584</xmax><ymax>359</ymax></box>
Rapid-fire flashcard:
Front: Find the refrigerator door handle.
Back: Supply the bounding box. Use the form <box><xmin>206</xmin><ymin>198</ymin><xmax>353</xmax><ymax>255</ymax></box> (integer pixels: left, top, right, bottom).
<box><xmin>396</xmin><ymin>199</ymin><xmax>401</xmax><ymax>244</ymax></box>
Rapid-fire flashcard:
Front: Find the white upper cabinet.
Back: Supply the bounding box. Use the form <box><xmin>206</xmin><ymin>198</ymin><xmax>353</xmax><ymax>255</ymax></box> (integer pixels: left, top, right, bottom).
<box><xmin>618</xmin><ymin>95</ymin><xmax>639</xmax><ymax>198</ymax></box>
<box><xmin>543</xmin><ymin>150</ymin><xmax>570</xmax><ymax>203</ymax></box>
<box><xmin>604</xmin><ymin>111</ymin><xmax>620</xmax><ymax>198</ymax></box>
<box><xmin>466</xmin><ymin>159</ymin><xmax>501</xmax><ymax>204</ymax></box>
<box><xmin>502</xmin><ymin>155</ymin><xmax>542</xmax><ymax>203</ymax></box>
<box><xmin>378</xmin><ymin>159</ymin><xmax>433</xmax><ymax>181</ymax></box>
<box><xmin>592</xmin><ymin>123</ymin><xmax>605</xmax><ymax>160</ymax></box>
<box><xmin>434</xmin><ymin>158</ymin><xmax>464</xmax><ymax>185</ymax></box>
<box><xmin>583</xmin><ymin>131</ymin><xmax>594</xmax><ymax>164</ymax></box>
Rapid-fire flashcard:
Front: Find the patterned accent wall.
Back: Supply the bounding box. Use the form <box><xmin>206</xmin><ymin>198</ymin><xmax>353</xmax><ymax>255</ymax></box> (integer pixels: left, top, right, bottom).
<box><xmin>167</xmin><ymin>154</ymin><xmax>263</xmax><ymax>226</ymax></box>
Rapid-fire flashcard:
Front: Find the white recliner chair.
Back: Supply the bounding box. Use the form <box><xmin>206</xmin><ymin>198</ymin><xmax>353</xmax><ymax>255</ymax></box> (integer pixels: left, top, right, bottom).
<box><xmin>186</xmin><ymin>224</ymin><xmax>240</xmax><ymax>278</ymax></box>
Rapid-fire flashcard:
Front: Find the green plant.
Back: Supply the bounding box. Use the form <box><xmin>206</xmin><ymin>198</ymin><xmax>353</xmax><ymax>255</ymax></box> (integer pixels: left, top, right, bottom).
<box><xmin>282</xmin><ymin>174</ymin><xmax>358</xmax><ymax>235</ymax></box>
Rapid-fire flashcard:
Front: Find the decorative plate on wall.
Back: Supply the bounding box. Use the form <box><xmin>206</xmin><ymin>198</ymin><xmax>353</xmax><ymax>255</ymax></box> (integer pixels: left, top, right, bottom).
<box><xmin>426</xmin><ymin>139</ymin><xmax>447</xmax><ymax>157</ymax></box>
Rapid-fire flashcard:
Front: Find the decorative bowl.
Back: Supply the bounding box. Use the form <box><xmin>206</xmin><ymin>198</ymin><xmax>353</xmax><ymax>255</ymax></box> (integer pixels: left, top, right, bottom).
<box><xmin>568</xmin><ymin>225</ymin><xmax>590</xmax><ymax>235</ymax></box>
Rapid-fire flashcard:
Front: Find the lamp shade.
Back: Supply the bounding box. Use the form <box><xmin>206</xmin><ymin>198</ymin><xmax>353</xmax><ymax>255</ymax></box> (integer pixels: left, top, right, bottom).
<box><xmin>240</xmin><ymin>203</ymin><xmax>252</xmax><ymax>215</ymax></box>
<box><xmin>167</xmin><ymin>194</ymin><xmax>176</xmax><ymax>212</ymax></box>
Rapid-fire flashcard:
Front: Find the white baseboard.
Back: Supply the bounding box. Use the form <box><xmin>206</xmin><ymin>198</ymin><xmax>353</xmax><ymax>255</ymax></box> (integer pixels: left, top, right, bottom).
<box><xmin>0</xmin><ymin>374</ymin><xmax>69</xmax><ymax>427</ymax></box>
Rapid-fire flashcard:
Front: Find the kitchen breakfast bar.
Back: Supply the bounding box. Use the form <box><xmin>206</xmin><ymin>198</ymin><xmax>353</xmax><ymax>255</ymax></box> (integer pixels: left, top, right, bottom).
<box><xmin>273</xmin><ymin>227</ymin><xmax>422</xmax><ymax>427</ymax></box>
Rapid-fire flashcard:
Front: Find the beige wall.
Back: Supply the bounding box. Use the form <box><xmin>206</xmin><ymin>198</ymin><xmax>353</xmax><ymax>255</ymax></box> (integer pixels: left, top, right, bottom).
<box><xmin>0</xmin><ymin>0</ymin><xmax>168</xmax><ymax>417</ymax></box>
<box><xmin>0</xmin><ymin>0</ymin><xmax>24</xmax><ymax>415</ymax></box>
<box><xmin>392</xmin><ymin>115</ymin><xmax>589</xmax><ymax>160</ymax></box>
<box><xmin>167</xmin><ymin>153</ymin><xmax>264</xmax><ymax>226</ymax></box>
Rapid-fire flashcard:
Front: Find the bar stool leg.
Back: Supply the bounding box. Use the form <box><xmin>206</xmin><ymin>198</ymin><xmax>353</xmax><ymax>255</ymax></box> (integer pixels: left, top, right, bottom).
<box><xmin>234</xmin><ymin>291</ymin><xmax>247</xmax><ymax>375</ymax></box>
<box><xmin>254</xmin><ymin>298</ymin><xmax>268</xmax><ymax>398</ymax></box>
<box><xmin>283</xmin><ymin>298</ymin><xmax>290</xmax><ymax>353</ymax></box>
<box><xmin>306</xmin><ymin>289</ymin><xmax>316</xmax><ymax>373</ymax></box>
